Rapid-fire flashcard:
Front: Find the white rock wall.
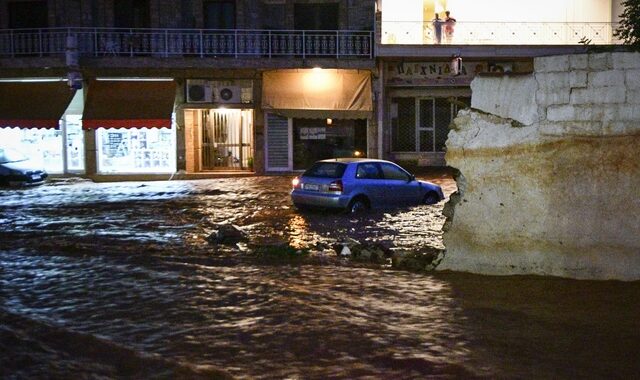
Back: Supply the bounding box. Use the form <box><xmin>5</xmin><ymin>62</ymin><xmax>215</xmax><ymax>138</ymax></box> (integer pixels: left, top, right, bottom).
<box><xmin>440</xmin><ymin>52</ymin><xmax>640</xmax><ymax>280</ymax></box>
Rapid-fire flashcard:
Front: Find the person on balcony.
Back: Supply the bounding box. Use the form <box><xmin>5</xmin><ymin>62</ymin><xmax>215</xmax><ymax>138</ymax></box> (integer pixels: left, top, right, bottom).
<box><xmin>444</xmin><ymin>11</ymin><xmax>457</xmax><ymax>44</ymax></box>
<box><xmin>432</xmin><ymin>13</ymin><xmax>444</xmax><ymax>44</ymax></box>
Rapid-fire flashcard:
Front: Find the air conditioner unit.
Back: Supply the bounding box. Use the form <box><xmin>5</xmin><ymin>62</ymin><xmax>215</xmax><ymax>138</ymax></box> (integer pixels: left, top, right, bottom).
<box><xmin>186</xmin><ymin>80</ymin><xmax>212</xmax><ymax>103</ymax></box>
<box><xmin>214</xmin><ymin>86</ymin><xmax>241</xmax><ymax>103</ymax></box>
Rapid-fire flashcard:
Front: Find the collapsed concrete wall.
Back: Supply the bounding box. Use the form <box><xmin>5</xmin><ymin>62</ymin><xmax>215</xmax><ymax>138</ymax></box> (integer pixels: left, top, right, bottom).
<box><xmin>440</xmin><ymin>52</ymin><xmax>640</xmax><ymax>281</ymax></box>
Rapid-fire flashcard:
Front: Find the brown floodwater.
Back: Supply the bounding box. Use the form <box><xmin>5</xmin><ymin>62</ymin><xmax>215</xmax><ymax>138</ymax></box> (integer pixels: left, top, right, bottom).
<box><xmin>0</xmin><ymin>174</ymin><xmax>638</xmax><ymax>379</ymax></box>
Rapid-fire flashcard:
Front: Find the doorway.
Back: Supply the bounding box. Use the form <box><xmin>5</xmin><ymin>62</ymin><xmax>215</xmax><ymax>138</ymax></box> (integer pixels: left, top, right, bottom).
<box><xmin>200</xmin><ymin>109</ymin><xmax>253</xmax><ymax>170</ymax></box>
<box><xmin>392</xmin><ymin>96</ymin><xmax>469</xmax><ymax>153</ymax></box>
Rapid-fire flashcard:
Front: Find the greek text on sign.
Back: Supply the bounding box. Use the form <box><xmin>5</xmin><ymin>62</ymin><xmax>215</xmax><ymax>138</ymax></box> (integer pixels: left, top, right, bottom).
<box><xmin>387</xmin><ymin>61</ymin><xmax>487</xmax><ymax>86</ymax></box>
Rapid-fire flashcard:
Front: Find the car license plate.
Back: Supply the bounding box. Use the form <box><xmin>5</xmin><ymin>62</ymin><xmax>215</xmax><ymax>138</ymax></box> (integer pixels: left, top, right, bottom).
<box><xmin>304</xmin><ymin>183</ymin><xmax>319</xmax><ymax>191</ymax></box>
<box><xmin>31</xmin><ymin>174</ymin><xmax>41</xmax><ymax>181</ymax></box>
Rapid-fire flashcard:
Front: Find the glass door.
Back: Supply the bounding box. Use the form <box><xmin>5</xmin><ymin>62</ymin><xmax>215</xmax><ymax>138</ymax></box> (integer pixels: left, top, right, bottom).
<box><xmin>201</xmin><ymin>109</ymin><xmax>253</xmax><ymax>170</ymax></box>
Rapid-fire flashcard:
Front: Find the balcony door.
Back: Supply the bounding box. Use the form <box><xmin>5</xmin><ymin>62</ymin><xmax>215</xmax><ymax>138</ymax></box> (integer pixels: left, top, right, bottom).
<box><xmin>9</xmin><ymin>1</ymin><xmax>47</xmax><ymax>28</ymax></box>
<box><xmin>114</xmin><ymin>0</ymin><xmax>150</xmax><ymax>28</ymax></box>
<box><xmin>294</xmin><ymin>3</ymin><xmax>338</xmax><ymax>30</ymax></box>
<box><xmin>204</xmin><ymin>0</ymin><xmax>236</xmax><ymax>29</ymax></box>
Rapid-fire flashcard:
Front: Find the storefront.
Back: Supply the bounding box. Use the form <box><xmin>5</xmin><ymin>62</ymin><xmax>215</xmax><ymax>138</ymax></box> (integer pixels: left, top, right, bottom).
<box><xmin>182</xmin><ymin>79</ymin><xmax>255</xmax><ymax>172</ymax></box>
<box><xmin>0</xmin><ymin>80</ymin><xmax>84</xmax><ymax>174</ymax></box>
<box><xmin>262</xmin><ymin>69</ymin><xmax>373</xmax><ymax>171</ymax></box>
<box><xmin>384</xmin><ymin>60</ymin><xmax>531</xmax><ymax>166</ymax></box>
<box><xmin>384</xmin><ymin>60</ymin><xmax>477</xmax><ymax>166</ymax></box>
<box><xmin>82</xmin><ymin>78</ymin><xmax>177</xmax><ymax>175</ymax></box>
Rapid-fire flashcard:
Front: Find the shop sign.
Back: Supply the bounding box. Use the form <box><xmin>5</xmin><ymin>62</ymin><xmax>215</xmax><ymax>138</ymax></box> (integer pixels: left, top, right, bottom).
<box><xmin>387</xmin><ymin>61</ymin><xmax>487</xmax><ymax>86</ymax></box>
<box><xmin>300</xmin><ymin>127</ymin><xmax>326</xmax><ymax>140</ymax></box>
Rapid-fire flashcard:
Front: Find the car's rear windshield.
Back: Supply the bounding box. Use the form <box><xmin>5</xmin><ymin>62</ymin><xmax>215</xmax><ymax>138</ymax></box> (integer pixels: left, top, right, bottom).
<box><xmin>303</xmin><ymin>162</ymin><xmax>347</xmax><ymax>178</ymax></box>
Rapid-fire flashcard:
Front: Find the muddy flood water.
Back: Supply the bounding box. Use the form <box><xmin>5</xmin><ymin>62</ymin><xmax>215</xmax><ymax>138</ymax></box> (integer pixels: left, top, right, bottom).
<box><xmin>1</xmin><ymin>173</ymin><xmax>639</xmax><ymax>379</ymax></box>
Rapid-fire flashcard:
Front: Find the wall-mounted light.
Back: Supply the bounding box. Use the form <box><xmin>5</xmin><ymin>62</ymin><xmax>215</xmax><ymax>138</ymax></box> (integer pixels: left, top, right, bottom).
<box><xmin>326</xmin><ymin>118</ymin><xmax>333</xmax><ymax>125</ymax></box>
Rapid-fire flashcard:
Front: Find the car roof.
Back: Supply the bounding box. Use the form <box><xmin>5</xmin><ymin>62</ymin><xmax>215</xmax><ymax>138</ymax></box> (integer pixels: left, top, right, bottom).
<box><xmin>316</xmin><ymin>158</ymin><xmax>392</xmax><ymax>164</ymax></box>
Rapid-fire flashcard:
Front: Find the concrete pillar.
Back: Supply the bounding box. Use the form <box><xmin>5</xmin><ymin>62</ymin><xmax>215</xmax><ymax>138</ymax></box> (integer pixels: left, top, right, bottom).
<box><xmin>83</xmin><ymin>129</ymin><xmax>97</xmax><ymax>176</ymax></box>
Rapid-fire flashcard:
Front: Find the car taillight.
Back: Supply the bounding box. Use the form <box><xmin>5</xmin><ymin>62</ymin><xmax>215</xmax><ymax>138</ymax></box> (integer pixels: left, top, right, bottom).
<box><xmin>292</xmin><ymin>176</ymin><xmax>301</xmax><ymax>189</ymax></box>
<box><xmin>328</xmin><ymin>179</ymin><xmax>343</xmax><ymax>193</ymax></box>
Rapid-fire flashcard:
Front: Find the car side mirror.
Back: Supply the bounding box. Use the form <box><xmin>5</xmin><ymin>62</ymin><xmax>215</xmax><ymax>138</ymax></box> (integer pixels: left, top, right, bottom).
<box><xmin>409</xmin><ymin>174</ymin><xmax>415</xmax><ymax>182</ymax></box>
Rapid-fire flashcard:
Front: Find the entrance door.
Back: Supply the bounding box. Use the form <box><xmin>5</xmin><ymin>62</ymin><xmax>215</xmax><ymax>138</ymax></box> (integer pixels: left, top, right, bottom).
<box><xmin>418</xmin><ymin>98</ymin><xmax>435</xmax><ymax>152</ymax></box>
<box><xmin>392</xmin><ymin>96</ymin><xmax>469</xmax><ymax>154</ymax></box>
<box><xmin>201</xmin><ymin>109</ymin><xmax>253</xmax><ymax>170</ymax></box>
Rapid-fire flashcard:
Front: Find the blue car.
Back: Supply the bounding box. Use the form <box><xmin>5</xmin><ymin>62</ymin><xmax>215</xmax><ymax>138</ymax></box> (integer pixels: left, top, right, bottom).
<box><xmin>291</xmin><ymin>158</ymin><xmax>444</xmax><ymax>213</ymax></box>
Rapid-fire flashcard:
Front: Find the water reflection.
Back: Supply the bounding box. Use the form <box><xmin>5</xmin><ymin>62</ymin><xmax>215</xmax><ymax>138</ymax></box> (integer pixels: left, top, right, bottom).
<box><xmin>287</xmin><ymin>214</ymin><xmax>311</xmax><ymax>249</ymax></box>
<box><xmin>2</xmin><ymin>249</ymin><xmax>638</xmax><ymax>379</ymax></box>
<box><xmin>0</xmin><ymin>250</ymin><xmax>478</xmax><ymax>378</ymax></box>
<box><xmin>0</xmin><ymin>175</ymin><xmax>452</xmax><ymax>256</ymax></box>
<box><xmin>1</xmin><ymin>175</ymin><xmax>638</xmax><ymax>378</ymax></box>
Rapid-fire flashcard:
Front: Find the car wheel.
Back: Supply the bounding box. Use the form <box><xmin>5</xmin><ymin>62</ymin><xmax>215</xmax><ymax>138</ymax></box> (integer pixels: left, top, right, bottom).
<box><xmin>348</xmin><ymin>198</ymin><xmax>369</xmax><ymax>214</ymax></box>
<box><xmin>423</xmin><ymin>192</ymin><xmax>440</xmax><ymax>205</ymax></box>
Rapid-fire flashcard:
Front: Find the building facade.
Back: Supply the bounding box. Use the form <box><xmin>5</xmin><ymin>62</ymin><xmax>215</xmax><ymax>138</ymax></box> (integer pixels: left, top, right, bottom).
<box><xmin>375</xmin><ymin>0</ymin><xmax>623</xmax><ymax>166</ymax></box>
<box><xmin>0</xmin><ymin>0</ymin><xmax>625</xmax><ymax>180</ymax></box>
<box><xmin>0</xmin><ymin>0</ymin><xmax>375</xmax><ymax>179</ymax></box>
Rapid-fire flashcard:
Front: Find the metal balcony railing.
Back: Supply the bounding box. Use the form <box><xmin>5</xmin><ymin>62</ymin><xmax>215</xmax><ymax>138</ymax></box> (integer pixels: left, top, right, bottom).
<box><xmin>0</xmin><ymin>27</ymin><xmax>374</xmax><ymax>58</ymax></box>
<box><xmin>381</xmin><ymin>21</ymin><xmax>622</xmax><ymax>45</ymax></box>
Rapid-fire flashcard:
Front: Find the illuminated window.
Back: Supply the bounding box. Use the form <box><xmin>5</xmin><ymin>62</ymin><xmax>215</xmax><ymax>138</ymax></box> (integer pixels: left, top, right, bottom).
<box><xmin>0</xmin><ymin>127</ymin><xmax>64</xmax><ymax>173</ymax></box>
<box><xmin>63</xmin><ymin>115</ymin><xmax>85</xmax><ymax>172</ymax></box>
<box><xmin>96</xmin><ymin>126</ymin><xmax>176</xmax><ymax>174</ymax></box>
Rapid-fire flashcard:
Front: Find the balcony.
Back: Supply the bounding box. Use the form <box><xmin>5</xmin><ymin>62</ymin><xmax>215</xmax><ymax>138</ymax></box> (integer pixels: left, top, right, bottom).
<box><xmin>0</xmin><ymin>27</ymin><xmax>373</xmax><ymax>59</ymax></box>
<box><xmin>381</xmin><ymin>21</ymin><xmax>622</xmax><ymax>46</ymax></box>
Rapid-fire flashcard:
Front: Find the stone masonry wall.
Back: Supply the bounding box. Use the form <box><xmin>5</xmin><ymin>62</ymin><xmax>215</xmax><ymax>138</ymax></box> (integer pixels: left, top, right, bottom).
<box><xmin>440</xmin><ymin>52</ymin><xmax>640</xmax><ymax>280</ymax></box>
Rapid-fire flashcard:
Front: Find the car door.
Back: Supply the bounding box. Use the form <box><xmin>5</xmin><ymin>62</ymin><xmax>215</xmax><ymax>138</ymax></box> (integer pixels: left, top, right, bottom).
<box><xmin>353</xmin><ymin>162</ymin><xmax>385</xmax><ymax>206</ymax></box>
<box><xmin>379</xmin><ymin>162</ymin><xmax>420</xmax><ymax>205</ymax></box>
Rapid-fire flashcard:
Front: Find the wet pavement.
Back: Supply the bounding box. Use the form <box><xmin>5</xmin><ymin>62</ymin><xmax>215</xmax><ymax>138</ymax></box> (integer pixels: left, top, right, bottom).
<box><xmin>1</xmin><ymin>172</ymin><xmax>639</xmax><ymax>379</ymax></box>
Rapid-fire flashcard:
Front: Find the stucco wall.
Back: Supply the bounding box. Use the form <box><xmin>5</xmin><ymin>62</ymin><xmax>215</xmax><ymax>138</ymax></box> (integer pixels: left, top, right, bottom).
<box><xmin>440</xmin><ymin>52</ymin><xmax>640</xmax><ymax>280</ymax></box>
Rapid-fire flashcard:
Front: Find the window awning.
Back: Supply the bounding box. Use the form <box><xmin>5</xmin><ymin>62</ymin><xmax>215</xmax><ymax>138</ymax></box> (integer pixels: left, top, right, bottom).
<box><xmin>82</xmin><ymin>79</ymin><xmax>176</xmax><ymax>129</ymax></box>
<box><xmin>262</xmin><ymin>69</ymin><xmax>372</xmax><ymax>119</ymax></box>
<box><xmin>0</xmin><ymin>81</ymin><xmax>76</xmax><ymax>129</ymax></box>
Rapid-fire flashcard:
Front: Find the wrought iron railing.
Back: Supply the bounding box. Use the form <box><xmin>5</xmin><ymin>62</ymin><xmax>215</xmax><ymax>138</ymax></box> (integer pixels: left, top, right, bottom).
<box><xmin>0</xmin><ymin>27</ymin><xmax>374</xmax><ymax>58</ymax></box>
<box><xmin>381</xmin><ymin>21</ymin><xmax>621</xmax><ymax>45</ymax></box>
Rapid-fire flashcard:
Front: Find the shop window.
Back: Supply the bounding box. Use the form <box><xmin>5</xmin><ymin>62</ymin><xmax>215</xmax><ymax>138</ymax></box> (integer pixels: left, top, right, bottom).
<box><xmin>392</xmin><ymin>96</ymin><xmax>468</xmax><ymax>153</ymax></box>
<box><xmin>8</xmin><ymin>1</ymin><xmax>47</xmax><ymax>29</ymax></box>
<box><xmin>204</xmin><ymin>0</ymin><xmax>236</xmax><ymax>29</ymax></box>
<box><xmin>391</xmin><ymin>98</ymin><xmax>416</xmax><ymax>152</ymax></box>
<box><xmin>293</xmin><ymin>118</ymin><xmax>366</xmax><ymax>171</ymax></box>
<box><xmin>96</xmin><ymin>127</ymin><xmax>176</xmax><ymax>174</ymax></box>
<box><xmin>294</xmin><ymin>3</ymin><xmax>339</xmax><ymax>30</ymax></box>
<box><xmin>63</xmin><ymin>115</ymin><xmax>85</xmax><ymax>172</ymax></box>
<box><xmin>0</xmin><ymin>127</ymin><xmax>63</xmax><ymax>174</ymax></box>
<box><xmin>200</xmin><ymin>109</ymin><xmax>253</xmax><ymax>170</ymax></box>
<box><xmin>419</xmin><ymin>130</ymin><xmax>434</xmax><ymax>152</ymax></box>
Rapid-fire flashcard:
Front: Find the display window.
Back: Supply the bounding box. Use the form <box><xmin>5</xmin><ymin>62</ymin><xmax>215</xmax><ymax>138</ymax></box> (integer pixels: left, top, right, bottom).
<box><xmin>63</xmin><ymin>115</ymin><xmax>85</xmax><ymax>172</ymax></box>
<box><xmin>0</xmin><ymin>127</ymin><xmax>64</xmax><ymax>174</ymax></box>
<box><xmin>96</xmin><ymin>126</ymin><xmax>176</xmax><ymax>174</ymax></box>
<box><xmin>184</xmin><ymin>108</ymin><xmax>254</xmax><ymax>172</ymax></box>
<box><xmin>292</xmin><ymin>118</ymin><xmax>367</xmax><ymax>170</ymax></box>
